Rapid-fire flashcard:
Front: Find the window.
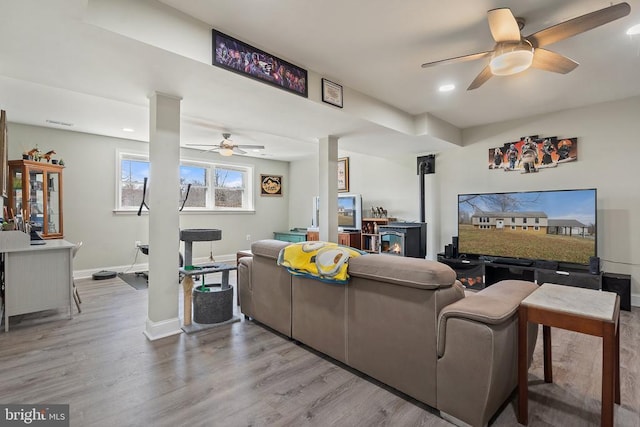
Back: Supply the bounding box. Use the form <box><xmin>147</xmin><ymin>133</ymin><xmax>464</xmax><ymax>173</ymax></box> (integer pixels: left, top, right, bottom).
<box><xmin>511</xmin><ymin>225</ymin><xmax>516</xmax><ymax>230</ymax></box>
<box><xmin>522</xmin><ymin>225</ymin><xmax>528</xmax><ymax>230</ymax></box>
<box><xmin>117</xmin><ymin>153</ymin><xmax>254</xmax><ymax>211</ymax></box>
<box><xmin>535</xmin><ymin>217</ymin><xmax>540</xmax><ymax>224</ymax></box>
<box><xmin>523</xmin><ymin>217</ymin><xmax>527</xmax><ymax>224</ymax></box>
<box><xmin>534</xmin><ymin>226</ymin><xmax>540</xmax><ymax>231</ymax></box>
<box><xmin>213</xmin><ymin>166</ymin><xmax>250</xmax><ymax>209</ymax></box>
<box><xmin>511</xmin><ymin>217</ymin><xmax>515</xmax><ymax>223</ymax></box>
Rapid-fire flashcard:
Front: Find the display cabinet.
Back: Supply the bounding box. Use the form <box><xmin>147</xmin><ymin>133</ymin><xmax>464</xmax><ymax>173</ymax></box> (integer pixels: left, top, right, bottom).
<box><xmin>7</xmin><ymin>159</ymin><xmax>64</xmax><ymax>239</ymax></box>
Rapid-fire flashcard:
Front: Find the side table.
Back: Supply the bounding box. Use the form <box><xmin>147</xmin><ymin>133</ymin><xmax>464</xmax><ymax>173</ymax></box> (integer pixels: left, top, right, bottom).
<box><xmin>518</xmin><ymin>283</ymin><xmax>620</xmax><ymax>427</ymax></box>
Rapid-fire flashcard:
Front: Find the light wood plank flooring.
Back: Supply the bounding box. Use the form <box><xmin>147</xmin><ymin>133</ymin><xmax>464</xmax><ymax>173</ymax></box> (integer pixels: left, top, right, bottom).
<box><xmin>0</xmin><ymin>276</ymin><xmax>638</xmax><ymax>426</ymax></box>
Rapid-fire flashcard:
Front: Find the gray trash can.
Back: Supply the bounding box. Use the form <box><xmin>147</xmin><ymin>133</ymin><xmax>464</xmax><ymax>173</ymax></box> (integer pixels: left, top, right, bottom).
<box><xmin>192</xmin><ymin>284</ymin><xmax>233</xmax><ymax>324</ymax></box>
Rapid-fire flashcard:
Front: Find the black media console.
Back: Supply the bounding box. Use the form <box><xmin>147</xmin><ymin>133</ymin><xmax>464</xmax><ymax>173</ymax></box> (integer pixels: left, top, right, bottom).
<box><xmin>437</xmin><ymin>254</ymin><xmax>631</xmax><ymax>311</ymax></box>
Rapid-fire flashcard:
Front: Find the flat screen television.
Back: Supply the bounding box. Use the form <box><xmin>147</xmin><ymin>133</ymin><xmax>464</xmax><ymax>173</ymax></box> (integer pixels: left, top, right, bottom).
<box><xmin>311</xmin><ymin>194</ymin><xmax>363</xmax><ymax>231</ymax></box>
<box><xmin>457</xmin><ymin>188</ymin><xmax>597</xmax><ymax>265</ymax></box>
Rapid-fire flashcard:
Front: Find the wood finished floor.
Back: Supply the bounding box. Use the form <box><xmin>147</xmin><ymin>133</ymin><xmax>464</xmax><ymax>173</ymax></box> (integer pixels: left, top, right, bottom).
<box><xmin>0</xmin><ymin>276</ymin><xmax>639</xmax><ymax>427</ymax></box>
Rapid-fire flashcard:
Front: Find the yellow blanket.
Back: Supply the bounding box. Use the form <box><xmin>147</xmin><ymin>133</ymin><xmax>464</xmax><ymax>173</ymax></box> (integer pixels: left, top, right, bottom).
<box><xmin>277</xmin><ymin>241</ymin><xmax>365</xmax><ymax>284</ymax></box>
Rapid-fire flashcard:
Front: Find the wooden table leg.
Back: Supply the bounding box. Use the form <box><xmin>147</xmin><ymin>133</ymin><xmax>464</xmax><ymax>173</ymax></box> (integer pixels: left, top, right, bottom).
<box><xmin>543</xmin><ymin>325</ymin><xmax>553</xmax><ymax>383</ymax></box>
<box><xmin>518</xmin><ymin>305</ymin><xmax>529</xmax><ymax>425</ymax></box>
<box><xmin>602</xmin><ymin>321</ymin><xmax>615</xmax><ymax>427</ymax></box>
<box><xmin>615</xmin><ymin>316</ymin><xmax>621</xmax><ymax>405</ymax></box>
<box><xmin>182</xmin><ymin>275</ymin><xmax>194</xmax><ymax>326</ymax></box>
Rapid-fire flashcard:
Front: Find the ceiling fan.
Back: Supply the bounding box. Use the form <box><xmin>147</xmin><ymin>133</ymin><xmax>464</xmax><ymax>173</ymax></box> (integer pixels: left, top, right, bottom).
<box><xmin>421</xmin><ymin>3</ymin><xmax>631</xmax><ymax>90</ymax></box>
<box><xmin>186</xmin><ymin>133</ymin><xmax>265</xmax><ymax>156</ymax></box>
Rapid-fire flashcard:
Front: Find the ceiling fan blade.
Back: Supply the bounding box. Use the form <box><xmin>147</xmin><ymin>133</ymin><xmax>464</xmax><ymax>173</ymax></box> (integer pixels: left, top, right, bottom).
<box><xmin>232</xmin><ymin>147</ymin><xmax>247</xmax><ymax>155</ymax></box>
<box><xmin>236</xmin><ymin>144</ymin><xmax>265</xmax><ymax>149</ymax></box>
<box><xmin>487</xmin><ymin>8</ymin><xmax>522</xmax><ymax>42</ymax></box>
<box><xmin>525</xmin><ymin>2</ymin><xmax>630</xmax><ymax>48</ymax></box>
<box><xmin>467</xmin><ymin>65</ymin><xmax>493</xmax><ymax>90</ymax></box>
<box><xmin>421</xmin><ymin>51</ymin><xmax>491</xmax><ymax>68</ymax></box>
<box><xmin>185</xmin><ymin>143</ymin><xmax>217</xmax><ymax>147</ymax></box>
<box><xmin>531</xmin><ymin>48</ymin><xmax>579</xmax><ymax>74</ymax></box>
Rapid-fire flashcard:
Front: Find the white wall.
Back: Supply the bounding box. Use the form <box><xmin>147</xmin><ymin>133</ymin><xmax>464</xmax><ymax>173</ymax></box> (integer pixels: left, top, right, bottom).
<box><xmin>435</xmin><ymin>96</ymin><xmax>640</xmax><ymax>300</ymax></box>
<box><xmin>7</xmin><ymin>123</ymin><xmax>290</xmax><ymax>272</ymax></box>
<box><xmin>288</xmin><ymin>150</ymin><xmax>427</xmax><ymax>245</ymax></box>
<box><xmin>288</xmin><ymin>96</ymin><xmax>640</xmax><ymax>303</ymax></box>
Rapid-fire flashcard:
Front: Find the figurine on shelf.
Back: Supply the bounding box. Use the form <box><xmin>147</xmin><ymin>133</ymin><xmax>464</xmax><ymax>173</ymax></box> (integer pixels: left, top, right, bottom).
<box><xmin>43</xmin><ymin>150</ymin><xmax>56</xmax><ymax>162</ymax></box>
<box><xmin>27</xmin><ymin>146</ymin><xmax>41</xmax><ymax>161</ymax></box>
<box><xmin>58</xmin><ymin>158</ymin><xmax>65</xmax><ymax>166</ymax></box>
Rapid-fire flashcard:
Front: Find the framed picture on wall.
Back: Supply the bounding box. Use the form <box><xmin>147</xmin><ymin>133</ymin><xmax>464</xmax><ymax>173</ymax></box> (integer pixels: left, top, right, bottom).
<box><xmin>337</xmin><ymin>157</ymin><xmax>349</xmax><ymax>192</ymax></box>
<box><xmin>212</xmin><ymin>30</ymin><xmax>308</xmax><ymax>98</ymax></box>
<box><xmin>322</xmin><ymin>78</ymin><xmax>343</xmax><ymax>108</ymax></box>
<box><xmin>260</xmin><ymin>174</ymin><xmax>283</xmax><ymax>196</ymax></box>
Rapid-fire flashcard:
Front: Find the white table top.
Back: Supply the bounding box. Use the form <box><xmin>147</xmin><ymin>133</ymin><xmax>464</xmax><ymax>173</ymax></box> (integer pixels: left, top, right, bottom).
<box><xmin>2</xmin><ymin>239</ymin><xmax>75</xmax><ymax>253</ymax></box>
<box><xmin>522</xmin><ymin>283</ymin><xmax>618</xmax><ymax>321</ymax></box>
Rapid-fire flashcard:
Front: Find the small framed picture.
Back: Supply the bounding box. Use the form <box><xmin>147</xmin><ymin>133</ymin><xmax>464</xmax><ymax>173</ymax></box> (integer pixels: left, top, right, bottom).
<box><xmin>337</xmin><ymin>157</ymin><xmax>349</xmax><ymax>192</ymax></box>
<box><xmin>322</xmin><ymin>78</ymin><xmax>343</xmax><ymax>108</ymax></box>
<box><xmin>260</xmin><ymin>174</ymin><xmax>283</xmax><ymax>196</ymax></box>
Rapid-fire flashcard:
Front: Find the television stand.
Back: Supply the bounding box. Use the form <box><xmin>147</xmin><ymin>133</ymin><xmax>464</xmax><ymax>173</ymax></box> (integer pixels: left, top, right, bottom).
<box><xmin>491</xmin><ymin>257</ymin><xmax>534</xmax><ymax>267</ymax></box>
<box><xmin>436</xmin><ymin>254</ymin><xmax>613</xmax><ymax>303</ymax></box>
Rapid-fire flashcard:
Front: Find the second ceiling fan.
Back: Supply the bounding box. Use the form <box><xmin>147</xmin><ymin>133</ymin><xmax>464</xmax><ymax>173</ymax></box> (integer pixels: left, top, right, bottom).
<box><xmin>186</xmin><ymin>133</ymin><xmax>265</xmax><ymax>156</ymax></box>
<box><xmin>421</xmin><ymin>3</ymin><xmax>631</xmax><ymax>90</ymax></box>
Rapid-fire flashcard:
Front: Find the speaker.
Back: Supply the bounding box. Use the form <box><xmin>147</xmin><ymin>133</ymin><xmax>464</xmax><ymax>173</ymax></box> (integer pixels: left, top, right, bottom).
<box><xmin>589</xmin><ymin>256</ymin><xmax>600</xmax><ymax>275</ymax></box>
<box><xmin>602</xmin><ymin>273</ymin><xmax>631</xmax><ymax>311</ymax></box>
<box><xmin>444</xmin><ymin>244</ymin><xmax>453</xmax><ymax>258</ymax></box>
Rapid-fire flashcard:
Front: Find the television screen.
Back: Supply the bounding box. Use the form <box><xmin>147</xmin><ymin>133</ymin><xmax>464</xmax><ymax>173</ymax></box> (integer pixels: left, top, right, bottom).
<box><xmin>338</xmin><ymin>196</ymin><xmax>357</xmax><ymax>228</ymax></box>
<box><xmin>312</xmin><ymin>194</ymin><xmax>362</xmax><ymax>231</ymax></box>
<box><xmin>458</xmin><ymin>189</ymin><xmax>596</xmax><ymax>265</ymax></box>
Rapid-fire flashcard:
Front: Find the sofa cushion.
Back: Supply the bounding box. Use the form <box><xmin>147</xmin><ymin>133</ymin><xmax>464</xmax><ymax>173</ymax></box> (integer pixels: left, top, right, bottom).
<box><xmin>251</xmin><ymin>239</ymin><xmax>290</xmax><ymax>260</ymax></box>
<box><xmin>348</xmin><ymin>254</ymin><xmax>456</xmax><ymax>290</ymax></box>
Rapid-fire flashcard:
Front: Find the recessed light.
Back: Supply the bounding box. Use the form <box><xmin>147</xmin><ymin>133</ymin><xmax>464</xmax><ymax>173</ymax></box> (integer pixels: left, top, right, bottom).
<box><xmin>252</xmin><ymin>149</ymin><xmax>260</xmax><ymax>152</ymax></box>
<box><xmin>439</xmin><ymin>84</ymin><xmax>455</xmax><ymax>92</ymax></box>
<box><xmin>627</xmin><ymin>23</ymin><xmax>640</xmax><ymax>35</ymax></box>
<box><xmin>122</xmin><ymin>128</ymin><xmax>135</xmax><ymax>132</ymax></box>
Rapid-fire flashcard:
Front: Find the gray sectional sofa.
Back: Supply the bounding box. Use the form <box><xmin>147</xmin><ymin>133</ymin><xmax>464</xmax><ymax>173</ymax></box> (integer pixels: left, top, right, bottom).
<box><xmin>238</xmin><ymin>239</ymin><xmax>538</xmax><ymax>427</ymax></box>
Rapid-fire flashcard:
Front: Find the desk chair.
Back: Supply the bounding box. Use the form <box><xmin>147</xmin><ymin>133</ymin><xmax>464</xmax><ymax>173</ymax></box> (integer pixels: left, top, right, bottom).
<box><xmin>72</xmin><ymin>241</ymin><xmax>83</xmax><ymax>312</ymax></box>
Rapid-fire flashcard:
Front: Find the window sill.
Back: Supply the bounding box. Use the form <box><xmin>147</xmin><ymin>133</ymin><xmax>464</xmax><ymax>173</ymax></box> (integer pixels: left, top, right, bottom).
<box><xmin>113</xmin><ymin>209</ymin><xmax>256</xmax><ymax>215</ymax></box>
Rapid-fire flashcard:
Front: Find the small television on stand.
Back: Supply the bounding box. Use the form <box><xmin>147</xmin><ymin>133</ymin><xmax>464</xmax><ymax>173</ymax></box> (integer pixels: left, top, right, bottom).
<box><xmin>311</xmin><ymin>194</ymin><xmax>363</xmax><ymax>232</ymax></box>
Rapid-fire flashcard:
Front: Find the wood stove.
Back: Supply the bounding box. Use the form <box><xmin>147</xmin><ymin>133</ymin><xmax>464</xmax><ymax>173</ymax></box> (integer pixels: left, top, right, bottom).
<box><xmin>380</xmin><ymin>231</ymin><xmax>405</xmax><ymax>256</ymax></box>
<box><xmin>379</xmin><ymin>222</ymin><xmax>427</xmax><ymax>258</ymax></box>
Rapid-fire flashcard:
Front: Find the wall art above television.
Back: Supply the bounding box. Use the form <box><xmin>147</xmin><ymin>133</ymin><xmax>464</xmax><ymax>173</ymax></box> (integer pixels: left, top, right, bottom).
<box><xmin>212</xmin><ymin>29</ymin><xmax>308</xmax><ymax>98</ymax></box>
<box><xmin>488</xmin><ymin>135</ymin><xmax>577</xmax><ymax>174</ymax></box>
<box><xmin>457</xmin><ymin>188</ymin><xmax>596</xmax><ymax>266</ymax></box>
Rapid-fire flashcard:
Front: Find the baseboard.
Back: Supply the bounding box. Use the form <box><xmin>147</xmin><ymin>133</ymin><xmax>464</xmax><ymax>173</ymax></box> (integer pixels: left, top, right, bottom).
<box><xmin>143</xmin><ymin>317</ymin><xmax>182</xmax><ymax>341</ymax></box>
<box><xmin>73</xmin><ymin>253</ymin><xmax>236</xmax><ymax>280</ymax></box>
<box><xmin>632</xmin><ymin>293</ymin><xmax>640</xmax><ymax>308</ymax></box>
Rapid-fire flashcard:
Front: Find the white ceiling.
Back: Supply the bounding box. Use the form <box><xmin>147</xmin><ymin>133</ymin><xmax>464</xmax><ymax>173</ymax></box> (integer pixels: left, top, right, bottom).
<box><xmin>1</xmin><ymin>0</ymin><xmax>639</xmax><ymax>161</ymax></box>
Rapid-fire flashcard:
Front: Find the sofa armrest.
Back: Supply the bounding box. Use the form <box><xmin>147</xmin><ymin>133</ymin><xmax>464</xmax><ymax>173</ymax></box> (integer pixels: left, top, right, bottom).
<box><xmin>436</xmin><ymin>280</ymin><xmax>539</xmax><ymax>427</ymax></box>
<box><xmin>437</xmin><ymin>279</ymin><xmax>537</xmax><ymax>357</ymax></box>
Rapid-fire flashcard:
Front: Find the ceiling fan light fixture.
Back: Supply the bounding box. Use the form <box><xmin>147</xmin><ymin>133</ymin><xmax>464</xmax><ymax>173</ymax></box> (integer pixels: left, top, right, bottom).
<box><xmin>489</xmin><ymin>41</ymin><xmax>534</xmax><ymax>76</ymax></box>
<box><xmin>219</xmin><ymin>147</ymin><xmax>234</xmax><ymax>156</ymax></box>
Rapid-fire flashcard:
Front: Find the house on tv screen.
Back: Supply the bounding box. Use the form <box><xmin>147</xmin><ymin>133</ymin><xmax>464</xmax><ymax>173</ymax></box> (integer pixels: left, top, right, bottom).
<box><xmin>470</xmin><ymin>211</ymin><xmax>592</xmax><ymax>237</ymax></box>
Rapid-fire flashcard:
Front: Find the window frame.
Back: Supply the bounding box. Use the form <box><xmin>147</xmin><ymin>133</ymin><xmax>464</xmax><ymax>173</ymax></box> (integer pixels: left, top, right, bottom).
<box><xmin>115</xmin><ymin>151</ymin><xmax>255</xmax><ymax>213</ymax></box>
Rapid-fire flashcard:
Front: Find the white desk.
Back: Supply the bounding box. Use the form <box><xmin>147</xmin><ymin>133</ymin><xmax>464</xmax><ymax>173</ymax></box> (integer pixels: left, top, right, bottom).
<box><xmin>3</xmin><ymin>239</ymin><xmax>75</xmax><ymax>332</ymax></box>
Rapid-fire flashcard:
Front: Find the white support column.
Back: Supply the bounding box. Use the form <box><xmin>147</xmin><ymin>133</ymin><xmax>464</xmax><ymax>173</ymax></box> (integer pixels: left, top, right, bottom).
<box><xmin>144</xmin><ymin>92</ymin><xmax>182</xmax><ymax>341</ymax></box>
<box><xmin>318</xmin><ymin>136</ymin><xmax>339</xmax><ymax>242</ymax></box>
